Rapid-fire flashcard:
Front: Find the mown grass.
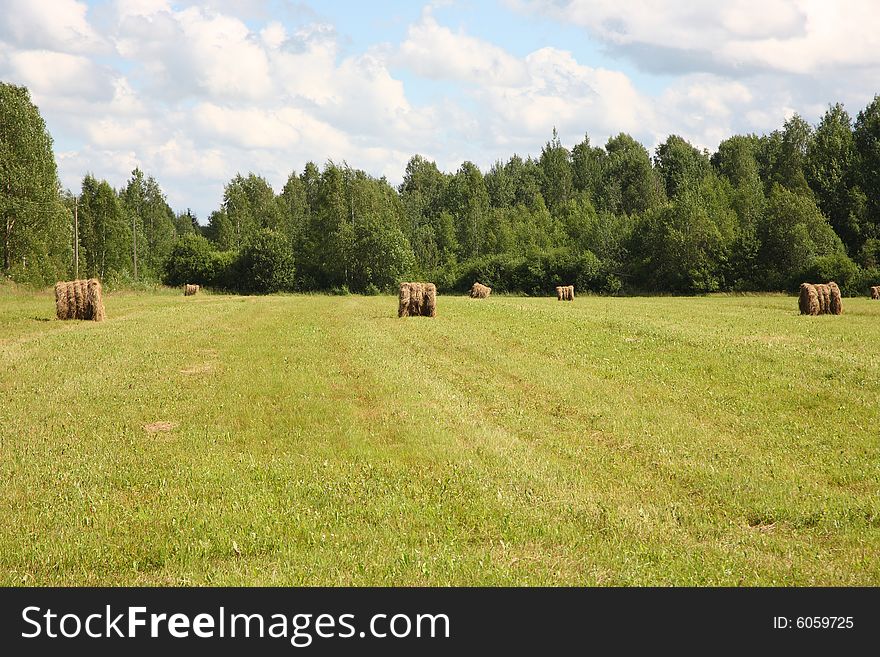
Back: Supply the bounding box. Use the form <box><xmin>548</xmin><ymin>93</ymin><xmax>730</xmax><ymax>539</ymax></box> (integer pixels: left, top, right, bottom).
<box><xmin>1</xmin><ymin>284</ymin><xmax>878</xmax><ymax>585</ymax></box>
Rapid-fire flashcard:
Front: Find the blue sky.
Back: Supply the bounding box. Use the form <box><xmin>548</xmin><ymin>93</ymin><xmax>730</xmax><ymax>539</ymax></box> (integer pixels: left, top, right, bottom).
<box><xmin>1</xmin><ymin>0</ymin><xmax>878</xmax><ymax>219</ymax></box>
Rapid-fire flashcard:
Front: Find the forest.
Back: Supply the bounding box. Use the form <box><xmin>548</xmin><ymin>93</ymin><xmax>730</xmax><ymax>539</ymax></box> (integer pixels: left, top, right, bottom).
<box><xmin>3</xmin><ymin>81</ymin><xmax>880</xmax><ymax>296</ymax></box>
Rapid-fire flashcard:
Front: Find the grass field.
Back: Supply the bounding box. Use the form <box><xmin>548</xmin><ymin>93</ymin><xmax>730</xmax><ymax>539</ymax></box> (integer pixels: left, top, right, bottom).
<box><xmin>1</xmin><ymin>284</ymin><xmax>879</xmax><ymax>586</ymax></box>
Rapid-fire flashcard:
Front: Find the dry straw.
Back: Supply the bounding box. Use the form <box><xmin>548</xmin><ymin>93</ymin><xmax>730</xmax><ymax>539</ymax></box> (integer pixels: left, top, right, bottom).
<box><xmin>815</xmin><ymin>283</ymin><xmax>830</xmax><ymax>314</ymax></box>
<box><xmin>798</xmin><ymin>283</ymin><xmax>819</xmax><ymax>315</ymax></box>
<box><xmin>799</xmin><ymin>281</ymin><xmax>842</xmax><ymax>316</ymax></box>
<box><xmin>54</xmin><ymin>282</ymin><xmax>68</xmax><ymax>320</ymax></box>
<box><xmin>557</xmin><ymin>285</ymin><xmax>575</xmax><ymax>301</ymax></box>
<box><xmin>184</xmin><ymin>284</ymin><xmax>200</xmax><ymax>296</ymax></box>
<box><xmin>828</xmin><ymin>282</ymin><xmax>843</xmax><ymax>315</ymax></box>
<box><xmin>54</xmin><ymin>278</ymin><xmax>105</xmax><ymax>321</ymax></box>
<box><xmin>470</xmin><ymin>282</ymin><xmax>491</xmax><ymax>298</ymax></box>
<box><xmin>398</xmin><ymin>282</ymin><xmax>437</xmax><ymax>317</ymax></box>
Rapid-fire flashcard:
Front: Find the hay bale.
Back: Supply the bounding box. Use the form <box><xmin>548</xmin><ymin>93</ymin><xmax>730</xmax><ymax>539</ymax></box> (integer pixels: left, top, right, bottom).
<box><xmin>75</xmin><ymin>279</ymin><xmax>89</xmax><ymax>319</ymax></box>
<box><xmin>398</xmin><ymin>282</ymin><xmax>436</xmax><ymax>317</ymax></box>
<box><xmin>65</xmin><ymin>280</ymin><xmax>76</xmax><ymax>319</ymax></box>
<box><xmin>423</xmin><ymin>283</ymin><xmax>437</xmax><ymax>317</ymax></box>
<box><xmin>800</xmin><ymin>281</ymin><xmax>842</xmax><ymax>316</ymax></box>
<box><xmin>871</xmin><ymin>286</ymin><xmax>879</xmax><ymax>300</ymax></box>
<box><xmin>54</xmin><ymin>282</ymin><xmax>69</xmax><ymax>320</ymax></box>
<box><xmin>828</xmin><ymin>281</ymin><xmax>843</xmax><ymax>315</ymax></box>
<box><xmin>798</xmin><ymin>283</ymin><xmax>819</xmax><ymax>315</ymax></box>
<box><xmin>470</xmin><ymin>282</ymin><xmax>491</xmax><ymax>299</ymax></box>
<box><xmin>557</xmin><ymin>284</ymin><xmax>574</xmax><ymax>301</ymax></box>
<box><xmin>53</xmin><ymin>278</ymin><xmax>105</xmax><ymax>321</ymax></box>
<box><xmin>87</xmin><ymin>278</ymin><xmax>105</xmax><ymax>321</ymax></box>
<box><xmin>407</xmin><ymin>282</ymin><xmax>424</xmax><ymax>316</ymax></box>
<box><xmin>815</xmin><ymin>283</ymin><xmax>831</xmax><ymax>314</ymax></box>
<box><xmin>398</xmin><ymin>283</ymin><xmax>412</xmax><ymax>317</ymax></box>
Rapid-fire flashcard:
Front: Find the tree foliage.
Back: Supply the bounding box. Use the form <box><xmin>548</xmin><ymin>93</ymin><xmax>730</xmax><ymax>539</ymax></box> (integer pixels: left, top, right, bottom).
<box><xmin>8</xmin><ymin>80</ymin><xmax>880</xmax><ymax>297</ymax></box>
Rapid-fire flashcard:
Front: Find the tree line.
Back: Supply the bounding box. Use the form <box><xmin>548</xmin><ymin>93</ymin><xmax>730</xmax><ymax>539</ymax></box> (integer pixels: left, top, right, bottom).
<box><xmin>3</xmin><ymin>81</ymin><xmax>880</xmax><ymax>295</ymax></box>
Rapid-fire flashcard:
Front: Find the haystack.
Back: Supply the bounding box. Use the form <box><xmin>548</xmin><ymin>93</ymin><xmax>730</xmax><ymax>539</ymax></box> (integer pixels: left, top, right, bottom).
<box><xmin>184</xmin><ymin>284</ymin><xmax>200</xmax><ymax>296</ymax></box>
<box><xmin>54</xmin><ymin>278</ymin><xmax>105</xmax><ymax>321</ymax></box>
<box><xmin>799</xmin><ymin>281</ymin><xmax>842</xmax><ymax>316</ymax></box>
<box><xmin>470</xmin><ymin>282</ymin><xmax>491</xmax><ymax>299</ymax></box>
<box><xmin>828</xmin><ymin>282</ymin><xmax>843</xmax><ymax>315</ymax></box>
<box><xmin>88</xmin><ymin>279</ymin><xmax>106</xmax><ymax>321</ymax></box>
<box><xmin>54</xmin><ymin>282</ymin><xmax>69</xmax><ymax>320</ymax></box>
<box><xmin>557</xmin><ymin>285</ymin><xmax>574</xmax><ymax>301</ymax></box>
<box><xmin>398</xmin><ymin>282</ymin><xmax>437</xmax><ymax>317</ymax></box>
<box><xmin>815</xmin><ymin>283</ymin><xmax>831</xmax><ymax>314</ymax></box>
<box><xmin>871</xmin><ymin>286</ymin><xmax>879</xmax><ymax>300</ymax></box>
<box><xmin>798</xmin><ymin>283</ymin><xmax>819</xmax><ymax>315</ymax></box>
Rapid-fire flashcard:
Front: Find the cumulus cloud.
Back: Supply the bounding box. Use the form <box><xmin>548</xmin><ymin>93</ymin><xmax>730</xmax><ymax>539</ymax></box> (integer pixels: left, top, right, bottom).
<box><xmin>0</xmin><ymin>0</ymin><xmax>106</xmax><ymax>54</ymax></box>
<box><xmin>508</xmin><ymin>0</ymin><xmax>880</xmax><ymax>76</ymax></box>
<box><xmin>397</xmin><ymin>7</ymin><xmax>529</xmax><ymax>86</ymax></box>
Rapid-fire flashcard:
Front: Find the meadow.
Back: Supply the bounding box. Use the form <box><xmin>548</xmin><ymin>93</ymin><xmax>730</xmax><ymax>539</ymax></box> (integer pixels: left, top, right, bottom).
<box><xmin>1</xmin><ymin>284</ymin><xmax>878</xmax><ymax>585</ymax></box>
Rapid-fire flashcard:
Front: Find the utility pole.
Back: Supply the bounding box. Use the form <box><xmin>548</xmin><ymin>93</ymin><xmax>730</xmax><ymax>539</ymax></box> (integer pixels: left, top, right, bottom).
<box><xmin>74</xmin><ymin>195</ymin><xmax>79</xmax><ymax>279</ymax></box>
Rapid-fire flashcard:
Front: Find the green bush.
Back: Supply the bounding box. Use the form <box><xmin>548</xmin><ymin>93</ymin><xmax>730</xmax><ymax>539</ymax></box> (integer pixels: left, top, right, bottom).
<box><xmin>163</xmin><ymin>234</ymin><xmax>217</xmax><ymax>287</ymax></box>
<box><xmin>234</xmin><ymin>229</ymin><xmax>296</xmax><ymax>294</ymax></box>
<box><xmin>800</xmin><ymin>253</ymin><xmax>861</xmax><ymax>296</ymax></box>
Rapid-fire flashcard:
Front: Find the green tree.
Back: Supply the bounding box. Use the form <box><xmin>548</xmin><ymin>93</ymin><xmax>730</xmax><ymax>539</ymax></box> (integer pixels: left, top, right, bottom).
<box><xmin>806</xmin><ymin>104</ymin><xmax>862</xmax><ymax>253</ymax></box>
<box><xmin>77</xmin><ymin>175</ymin><xmax>130</xmax><ymax>279</ymax></box>
<box><xmin>444</xmin><ymin>161</ymin><xmax>489</xmax><ymax>260</ymax></box>
<box><xmin>0</xmin><ymin>83</ymin><xmax>69</xmax><ymax>284</ymax></box>
<box><xmin>599</xmin><ymin>133</ymin><xmax>664</xmax><ymax>215</ymax></box>
<box><xmin>219</xmin><ymin>173</ymin><xmax>281</xmax><ymax>249</ymax></box>
<box><xmin>654</xmin><ymin>135</ymin><xmax>711</xmax><ymax>199</ymax></box>
<box><xmin>756</xmin><ymin>184</ymin><xmax>845</xmax><ymax>289</ymax></box>
<box><xmin>538</xmin><ymin>128</ymin><xmax>573</xmax><ymax>213</ymax></box>
<box><xmin>119</xmin><ymin>168</ymin><xmax>177</xmax><ymax>280</ymax></box>
<box><xmin>854</xmin><ymin>95</ymin><xmax>880</xmax><ymax>241</ymax></box>
<box><xmin>571</xmin><ymin>133</ymin><xmax>605</xmax><ymax>201</ymax></box>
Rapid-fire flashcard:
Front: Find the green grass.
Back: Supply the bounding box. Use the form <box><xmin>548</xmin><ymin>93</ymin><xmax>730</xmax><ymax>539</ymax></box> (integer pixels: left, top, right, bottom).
<box><xmin>1</xmin><ymin>284</ymin><xmax>878</xmax><ymax>585</ymax></box>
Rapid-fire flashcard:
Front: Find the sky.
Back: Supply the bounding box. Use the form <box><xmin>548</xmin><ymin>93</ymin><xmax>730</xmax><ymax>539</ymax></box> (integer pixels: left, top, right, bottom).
<box><xmin>1</xmin><ymin>0</ymin><xmax>879</xmax><ymax>220</ymax></box>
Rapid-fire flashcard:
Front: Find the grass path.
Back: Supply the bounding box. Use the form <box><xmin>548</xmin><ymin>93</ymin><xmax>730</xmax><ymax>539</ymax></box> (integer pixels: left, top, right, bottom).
<box><xmin>1</xmin><ymin>287</ymin><xmax>878</xmax><ymax>585</ymax></box>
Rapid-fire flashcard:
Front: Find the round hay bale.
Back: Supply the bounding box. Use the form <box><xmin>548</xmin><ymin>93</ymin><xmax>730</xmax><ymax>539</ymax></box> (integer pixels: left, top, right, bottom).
<box><xmin>87</xmin><ymin>278</ymin><xmax>105</xmax><ymax>321</ymax></box>
<box><xmin>815</xmin><ymin>283</ymin><xmax>831</xmax><ymax>314</ymax></box>
<box><xmin>54</xmin><ymin>282</ymin><xmax>69</xmax><ymax>320</ymax></box>
<box><xmin>65</xmin><ymin>280</ymin><xmax>76</xmax><ymax>319</ymax></box>
<box><xmin>423</xmin><ymin>283</ymin><xmax>437</xmax><ymax>317</ymax></box>
<box><xmin>470</xmin><ymin>282</ymin><xmax>491</xmax><ymax>299</ymax></box>
<box><xmin>798</xmin><ymin>283</ymin><xmax>818</xmax><ymax>315</ymax></box>
<box><xmin>407</xmin><ymin>282</ymin><xmax>424</xmax><ymax>316</ymax></box>
<box><xmin>398</xmin><ymin>282</ymin><xmax>412</xmax><ymax>317</ymax></box>
<box><xmin>74</xmin><ymin>279</ymin><xmax>89</xmax><ymax>319</ymax></box>
<box><xmin>828</xmin><ymin>281</ymin><xmax>843</xmax><ymax>315</ymax></box>
<box><xmin>398</xmin><ymin>282</ymin><xmax>436</xmax><ymax>317</ymax></box>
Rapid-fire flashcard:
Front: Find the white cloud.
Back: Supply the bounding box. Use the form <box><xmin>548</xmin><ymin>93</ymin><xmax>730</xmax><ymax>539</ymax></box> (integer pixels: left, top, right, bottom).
<box><xmin>0</xmin><ymin>0</ymin><xmax>105</xmax><ymax>54</ymax></box>
<box><xmin>6</xmin><ymin>50</ymin><xmax>114</xmax><ymax>100</ymax></box>
<box><xmin>397</xmin><ymin>7</ymin><xmax>529</xmax><ymax>86</ymax></box>
<box><xmin>509</xmin><ymin>0</ymin><xmax>880</xmax><ymax>75</ymax></box>
<box><xmin>477</xmin><ymin>47</ymin><xmax>655</xmax><ymax>148</ymax></box>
